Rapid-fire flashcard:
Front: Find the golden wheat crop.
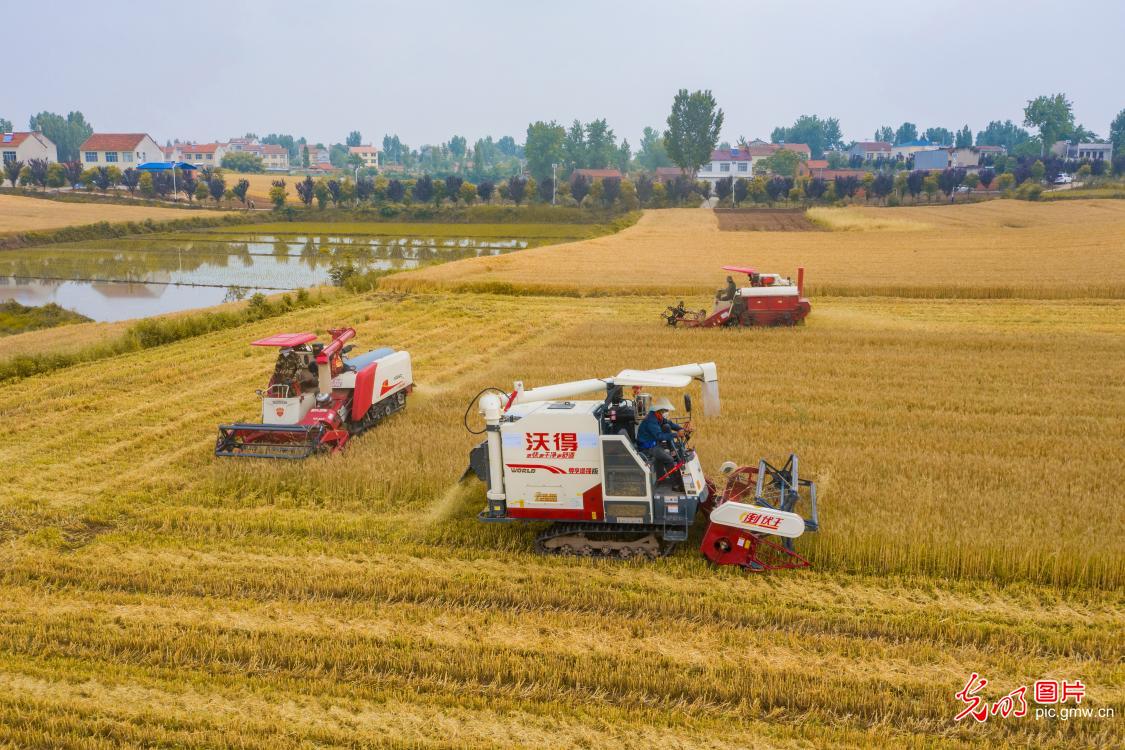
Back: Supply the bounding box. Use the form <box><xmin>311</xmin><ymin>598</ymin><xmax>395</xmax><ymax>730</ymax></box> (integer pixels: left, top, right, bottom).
<box><xmin>386</xmin><ymin>200</ymin><xmax>1125</xmax><ymax>299</ymax></box>
<box><xmin>0</xmin><ymin>194</ymin><xmax>225</xmax><ymax>234</ymax></box>
<box><xmin>1</xmin><ymin>285</ymin><xmax>1122</xmax><ymax>748</ymax></box>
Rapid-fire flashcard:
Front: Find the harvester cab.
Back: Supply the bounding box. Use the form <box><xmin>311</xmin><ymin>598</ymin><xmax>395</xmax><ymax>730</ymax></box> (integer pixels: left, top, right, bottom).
<box><xmin>663</xmin><ymin>265</ymin><xmax>811</xmax><ymax>328</ymax></box>
<box><xmin>466</xmin><ymin>363</ymin><xmax>819</xmax><ymax>569</ymax></box>
<box><xmin>215</xmin><ymin>329</ymin><xmax>413</xmax><ymax>459</ymax></box>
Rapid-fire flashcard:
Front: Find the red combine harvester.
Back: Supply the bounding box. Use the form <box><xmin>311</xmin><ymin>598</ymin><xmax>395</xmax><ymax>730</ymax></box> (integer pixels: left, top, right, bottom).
<box><xmin>215</xmin><ymin>328</ymin><xmax>413</xmax><ymax>459</ymax></box>
<box><xmin>663</xmin><ymin>265</ymin><xmax>811</xmax><ymax>327</ymax></box>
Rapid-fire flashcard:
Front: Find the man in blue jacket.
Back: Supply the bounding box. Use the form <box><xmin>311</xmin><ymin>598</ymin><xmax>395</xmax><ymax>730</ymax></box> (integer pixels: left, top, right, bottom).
<box><xmin>636</xmin><ymin>398</ymin><xmax>687</xmax><ymax>478</ymax></box>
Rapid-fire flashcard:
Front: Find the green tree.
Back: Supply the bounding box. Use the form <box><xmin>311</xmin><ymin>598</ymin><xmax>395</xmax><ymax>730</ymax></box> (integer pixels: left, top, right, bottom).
<box><xmin>524</xmin><ymin>120</ymin><xmax>566</xmax><ymax>182</ymax></box>
<box><xmin>584</xmin><ymin>119</ymin><xmax>617</xmax><ymax>169</ymax></box>
<box><xmin>221</xmin><ymin>152</ymin><xmax>264</xmax><ymax>172</ymax></box>
<box><xmin>894</xmin><ymin>122</ymin><xmax>918</xmax><ymax>144</ymax></box>
<box><xmin>269</xmin><ymin>179</ymin><xmax>286</xmax><ymax>208</ymax></box>
<box><xmin>194</xmin><ymin>181</ymin><xmax>209</xmax><ymax>202</ymax></box>
<box><xmin>636</xmin><ymin>126</ymin><xmax>672</xmax><ymax>170</ymax></box>
<box><xmin>1024</xmin><ymin>93</ymin><xmax>1074</xmax><ymax>156</ymax></box>
<box><xmin>663</xmin><ymin>89</ymin><xmax>723</xmax><ymax>176</ymax></box>
<box><xmin>302</xmin><ymin>145</ymin><xmax>310</xmax><ymax>168</ymax></box>
<box><xmin>46</xmin><ymin>162</ymin><xmax>66</xmax><ymax>188</ymax></box>
<box><xmin>975</xmin><ymin>120</ymin><xmax>1031</xmax><ymax>151</ymax></box>
<box><xmin>733</xmin><ymin>177</ymin><xmax>749</xmax><ymax>205</ymax></box>
<box><xmin>346</xmin><ymin>131</ymin><xmax>362</xmax><ymax>147</ymax></box>
<box><xmin>1110</xmin><ymin>108</ymin><xmax>1125</xmax><ymax>156</ymax></box>
<box><xmin>448</xmin><ymin>135</ymin><xmax>467</xmax><ymax>161</ymax></box>
<box><xmin>0</xmin><ymin>117</ymin><xmax>11</xmax><ymax>132</ymax></box>
<box><xmin>923</xmin><ymin>127</ymin><xmax>953</xmax><ymax>145</ymax></box>
<box><xmin>1030</xmin><ymin>160</ymin><xmax>1045</xmax><ymax>182</ymax></box>
<box><xmin>874</xmin><ymin>126</ymin><xmax>894</xmax><ymax>143</ymax></box>
<box><xmin>28</xmin><ymin>111</ymin><xmax>93</xmax><ymax>162</ymax></box>
<box><xmin>770</xmin><ymin>114</ymin><xmax>843</xmax><ymax>158</ymax></box>
<box><xmin>296</xmin><ymin>176</ymin><xmax>315</xmax><ymax>206</ymax></box>
<box><xmin>955</xmin><ymin>125</ymin><xmax>973</xmax><ymax>148</ymax></box>
<box><xmin>232</xmin><ymin>179</ymin><xmax>250</xmax><ymax>206</ymax></box>
<box><xmin>139</xmin><ymin>172</ymin><xmax>155</xmax><ymax>198</ymax></box>
<box><xmin>757</xmin><ymin>149</ymin><xmax>804</xmax><ymax>178</ymax></box>
<box><xmin>508</xmin><ymin>176</ymin><xmax>527</xmax><ymax>205</ymax></box>
<box><xmin>208</xmin><ymin>175</ymin><xmax>226</xmax><ymax>205</ymax></box>
<box><xmin>615</xmin><ymin>140</ymin><xmax>631</xmax><ymax>174</ymax></box>
<box><xmin>313</xmin><ymin>179</ymin><xmax>330</xmax><ymax>209</ymax></box>
<box><xmin>563</xmin><ymin>120</ymin><xmax>586</xmax><ymax>169</ymax></box>
<box><xmin>996</xmin><ymin>173</ymin><xmax>1015</xmax><ymax>191</ymax></box>
<box><xmin>714</xmin><ymin>176</ymin><xmax>732</xmax><ymax>202</ymax></box>
<box><xmin>459</xmin><ymin>181</ymin><xmax>477</xmax><ymax>204</ymax></box>
<box><xmin>120</xmin><ymin>167</ymin><xmax>140</xmax><ymax>195</ymax></box>
<box><xmin>963</xmin><ymin>172</ymin><xmax>980</xmax><ymax>191</ymax></box>
<box><xmin>5</xmin><ymin>158</ymin><xmax>25</xmax><ymax>188</ymax></box>
<box><xmin>922</xmin><ymin>175</ymin><xmax>939</xmax><ymax>201</ymax></box>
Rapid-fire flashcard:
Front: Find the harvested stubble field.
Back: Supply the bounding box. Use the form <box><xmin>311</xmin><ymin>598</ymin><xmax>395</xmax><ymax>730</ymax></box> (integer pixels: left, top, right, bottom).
<box><xmin>386</xmin><ymin>199</ymin><xmax>1125</xmax><ymax>299</ymax></box>
<box><xmin>0</xmin><ymin>193</ymin><xmax>223</xmax><ymax>234</ymax></box>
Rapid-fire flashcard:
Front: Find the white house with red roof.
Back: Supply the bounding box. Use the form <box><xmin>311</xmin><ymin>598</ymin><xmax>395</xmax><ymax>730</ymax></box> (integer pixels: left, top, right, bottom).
<box><xmin>79</xmin><ymin>133</ymin><xmax>162</xmax><ymax>169</ymax></box>
<box><xmin>1</xmin><ymin>132</ymin><xmax>58</xmax><ymax>164</ymax></box>
<box><xmin>173</xmin><ymin>142</ymin><xmax>229</xmax><ymax>168</ymax></box>
<box><xmin>848</xmin><ymin>141</ymin><xmax>892</xmax><ymax>161</ymax></box>
<box><xmin>698</xmin><ymin>147</ymin><xmax>754</xmax><ymax>183</ymax></box>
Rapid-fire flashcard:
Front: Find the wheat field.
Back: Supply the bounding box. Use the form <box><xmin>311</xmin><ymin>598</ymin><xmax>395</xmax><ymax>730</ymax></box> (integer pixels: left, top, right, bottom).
<box><xmin>0</xmin><ymin>194</ymin><xmax>224</xmax><ymax>234</ymax></box>
<box><xmin>386</xmin><ymin>199</ymin><xmax>1125</xmax><ymax>299</ymax></box>
<box><xmin>1</xmin><ymin>202</ymin><xmax>1123</xmax><ymax>747</ymax></box>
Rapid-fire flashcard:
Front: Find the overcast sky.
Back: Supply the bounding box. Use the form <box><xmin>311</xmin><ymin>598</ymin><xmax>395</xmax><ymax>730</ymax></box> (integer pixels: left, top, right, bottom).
<box><xmin>6</xmin><ymin>0</ymin><xmax>1122</xmax><ymax>148</ymax></box>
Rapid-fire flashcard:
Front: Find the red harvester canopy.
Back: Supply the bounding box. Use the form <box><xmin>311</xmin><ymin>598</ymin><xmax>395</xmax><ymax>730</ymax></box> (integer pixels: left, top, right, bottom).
<box><xmin>251</xmin><ymin>333</ymin><xmax>318</xmax><ymax>347</ymax></box>
<box><xmin>721</xmin><ymin>265</ymin><xmax>758</xmax><ymax>276</ymax></box>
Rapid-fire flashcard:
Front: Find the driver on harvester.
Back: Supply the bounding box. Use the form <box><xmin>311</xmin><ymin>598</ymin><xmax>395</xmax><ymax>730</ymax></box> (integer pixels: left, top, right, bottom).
<box><xmin>636</xmin><ymin>398</ymin><xmax>689</xmax><ymax>480</ymax></box>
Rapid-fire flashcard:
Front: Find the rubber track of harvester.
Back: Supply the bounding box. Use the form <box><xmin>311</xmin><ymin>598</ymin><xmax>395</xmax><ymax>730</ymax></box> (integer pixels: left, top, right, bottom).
<box><xmin>534</xmin><ymin>522</ymin><xmax>679</xmax><ymax>560</ymax></box>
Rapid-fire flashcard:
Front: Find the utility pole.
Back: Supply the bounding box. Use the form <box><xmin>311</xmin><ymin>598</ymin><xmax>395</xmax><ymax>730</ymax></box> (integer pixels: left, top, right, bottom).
<box><xmin>552</xmin><ymin>162</ymin><xmax>557</xmax><ymax>205</ymax></box>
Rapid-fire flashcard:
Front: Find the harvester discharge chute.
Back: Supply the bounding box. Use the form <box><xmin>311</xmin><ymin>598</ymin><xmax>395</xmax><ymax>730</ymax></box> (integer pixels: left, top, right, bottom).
<box><xmin>215</xmin><ymin>329</ymin><xmax>413</xmax><ymax>459</ymax></box>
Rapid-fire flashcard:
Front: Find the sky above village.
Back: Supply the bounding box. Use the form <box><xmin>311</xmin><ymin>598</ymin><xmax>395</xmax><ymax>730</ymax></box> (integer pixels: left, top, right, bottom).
<box><xmin>7</xmin><ymin>0</ymin><xmax>1123</xmax><ymax>148</ymax></box>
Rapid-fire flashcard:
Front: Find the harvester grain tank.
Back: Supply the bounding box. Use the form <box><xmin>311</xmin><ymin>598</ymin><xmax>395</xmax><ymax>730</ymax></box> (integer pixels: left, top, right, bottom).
<box><xmin>215</xmin><ymin>328</ymin><xmax>413</xmax><ymax>458</ymax></box>
<box><xmin>663</xmin><ymin>265</ymin><xmax>811</xmax><ymax>327</ymax></box>
<box><xmin>466</xmin><ymin>363</ymin><xmax>818</xmax><ymax>569</ymax></box>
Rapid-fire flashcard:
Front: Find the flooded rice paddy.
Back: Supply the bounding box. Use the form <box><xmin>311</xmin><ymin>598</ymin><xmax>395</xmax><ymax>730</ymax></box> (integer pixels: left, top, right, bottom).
<box><xmin>0</xmin><ymin>224</ymin><xmax>554</xmax><ymax>321</ymax></box>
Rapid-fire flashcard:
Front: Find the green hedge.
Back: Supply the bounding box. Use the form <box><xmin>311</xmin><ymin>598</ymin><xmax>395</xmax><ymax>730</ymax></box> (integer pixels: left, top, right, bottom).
<box><xmin>0</xmin><ymin>186</ymin><xmax>221</xmax><ymax>210</ymax></box>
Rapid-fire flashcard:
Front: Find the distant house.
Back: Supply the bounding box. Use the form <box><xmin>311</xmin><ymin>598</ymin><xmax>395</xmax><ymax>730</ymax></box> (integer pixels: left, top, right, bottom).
<box><xmin>915</xmin><ymin>146</ymin><xmax>1004</xmax><ymax>172</ymax></box>
<box><xmin>302</xmin><ymin>145</ymin><xmax>330</xmax><ymax>165</ymax></box>
<box><xmin>174</xmin><ymin>142</ymin><xmax>229</xmax><ymax>168</ymax></box>
<box><xmin>570</xmin><ymin>168</ymin><xmax>622</xmax><ymax>183</ymax></box>
<box><xmin>891</xmin><ymin>139</ymin><xmax>941</xmax><ymax>160</ymax></box>
<box><xmin>697</xmin><ymin>148</ymin><xmax>753</xmax><ymax>183</ymax></box>
<box><xmin>654</xmin><ymin>166</ymin><xmax>687</xmax><ymax>182</ymax></box>
<box><xmin>1051</xmin><ymin>140</ymin><xmax>1113</xmax><ymax>161</ymax></box>
<box><xmin>795</xmin><ymin>159</ymin><xmax>829</xmax><ymax>178</ymax></box>
<box><xmin>348</xmin><ymin>145</ymin><xmax>380</xmax><ymax>170</ymax></box>
<box><xmin>79</xmin><ymin>133</ymin><xmax>162</xmax><ymax>169</ymax></box>
<box><xmin>1</xmin><ymin>132</ymin><xmax>58</xmax><ymax>164</ymax></box>
<box><xmin>253</xmin><ymin>144</ymin><xmax>290</xmax><ymax>171</ymax></box>
<box><xmin>849</xmin><ymin>141</ymin><xmax>892</xmax><ymax>161</ymax></box>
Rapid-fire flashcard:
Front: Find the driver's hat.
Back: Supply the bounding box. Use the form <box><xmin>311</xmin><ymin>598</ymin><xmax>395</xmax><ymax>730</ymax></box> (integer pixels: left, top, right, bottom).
<box><xmin>651</xmin><ymin>397</ymin><xmax>675</xmax><ymax>413</ymax></box>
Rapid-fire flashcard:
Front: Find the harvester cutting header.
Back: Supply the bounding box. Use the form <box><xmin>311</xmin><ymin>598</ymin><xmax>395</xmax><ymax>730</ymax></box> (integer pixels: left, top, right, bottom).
<box><xmin>216</xmin><ymin>328</ymin><xmax>413</xmax><ymax>459</ymax></box>
<box><xmin>664</xmin><ymin>265</ymin><xmax>811</xmax><ymax>327</ymax></box>
<box><xmin>467</xmin><ymin>362</ymin><xmax>819</xmax><ymax>570</ymax></box>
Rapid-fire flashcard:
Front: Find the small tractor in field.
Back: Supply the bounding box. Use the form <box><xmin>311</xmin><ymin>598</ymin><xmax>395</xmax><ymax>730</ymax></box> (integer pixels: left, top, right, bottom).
<box><xmin>216</xmin><ymin>328</ymin><xmax>413</xmax><ymax>459</ymax></box>
<box><xmin>466</xmin><ymin>363</ymin><xmax>818</xmax><ymax>570</ymax></box>
<box><xmin>663</xmin><ymin>265</ymin><xmax>811</xmax><ymax>327</ymax></box>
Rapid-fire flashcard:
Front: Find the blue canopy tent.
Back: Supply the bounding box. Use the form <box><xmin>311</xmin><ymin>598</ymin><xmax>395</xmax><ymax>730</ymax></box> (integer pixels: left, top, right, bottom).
<box><xmin>136</xmin><ymin>161</ymin><xmax>197</xmax><ymax>172</ymax></box>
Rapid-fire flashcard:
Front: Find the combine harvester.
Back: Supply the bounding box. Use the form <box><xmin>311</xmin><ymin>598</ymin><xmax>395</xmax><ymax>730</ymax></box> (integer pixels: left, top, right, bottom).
<box><xmin>466</xmin><ymin>363</ymin><xmax>818</xmax><ymax>570</ymax></box>
<box><xmin>216</xmin><ymin>328</ymin><xmax>412</xmax><ymax>459</ymax></box>
<box><xmin>663</xmin><ymin>265</ymin><xmax>811</xmax><ymax>327</ymax></box>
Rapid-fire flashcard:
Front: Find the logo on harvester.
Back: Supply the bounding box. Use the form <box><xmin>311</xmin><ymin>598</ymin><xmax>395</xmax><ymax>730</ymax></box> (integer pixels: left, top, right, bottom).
<box><xmin>525</xmin><ymin>432</ymin><xmax>578</xmax><ymax>459</ymax></box>
<box><xmin>739</xmin><ymin>511</ymin><xmax>782</xmax><ymax>530</ymax></box>
<box><xmin>275</xmin><ymin>407</ymin><xmax>285</xmax><ymax>417</ymax></box>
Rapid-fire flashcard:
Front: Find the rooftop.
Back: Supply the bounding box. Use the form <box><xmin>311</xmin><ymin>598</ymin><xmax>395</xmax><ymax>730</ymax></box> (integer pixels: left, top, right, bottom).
<box><xmin>80</xmin><ymin>133</ymin><xmax>152</xmax><ymax>151</ymax></box>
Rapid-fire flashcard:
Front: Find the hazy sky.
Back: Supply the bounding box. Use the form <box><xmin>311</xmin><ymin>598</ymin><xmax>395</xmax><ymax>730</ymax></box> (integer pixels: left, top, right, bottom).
<box><xmin>7</xmin><ymin>0</ymin><xmax>1123</xmax><ymax>148</ymax></box>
